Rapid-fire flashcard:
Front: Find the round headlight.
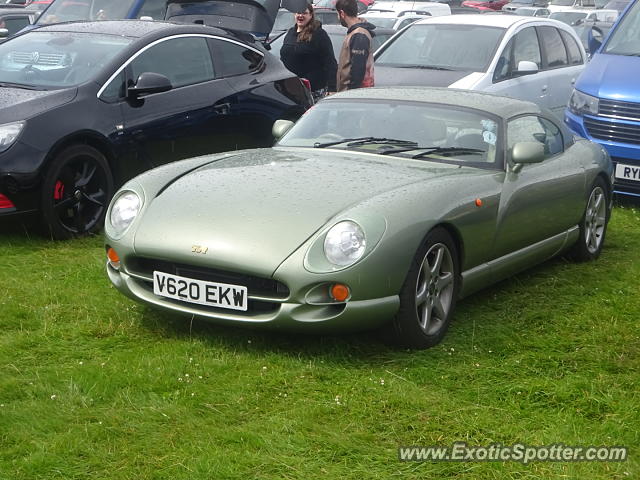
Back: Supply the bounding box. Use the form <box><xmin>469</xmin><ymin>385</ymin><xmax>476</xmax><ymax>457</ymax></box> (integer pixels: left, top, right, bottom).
<box><xmin>323</xmin><ymin>221</ymin><xmax>366</xmax><ymax>267</ymax></box>
<box><xmin>109</xmin><ymin>191</ymin><xmax>140</xmax><ymax>235</ymax></box>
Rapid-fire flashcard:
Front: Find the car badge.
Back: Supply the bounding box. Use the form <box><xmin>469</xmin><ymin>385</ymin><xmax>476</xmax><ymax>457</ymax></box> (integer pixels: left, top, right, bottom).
<box><xmin>31</xmin><ymin>52</ymin><xmax>40</xmax><ymax>63</ymax></box>
<box><xmin>191</xmin><ymin>245</ymin><xmax>209</xmax><ymax>254</ymax></box>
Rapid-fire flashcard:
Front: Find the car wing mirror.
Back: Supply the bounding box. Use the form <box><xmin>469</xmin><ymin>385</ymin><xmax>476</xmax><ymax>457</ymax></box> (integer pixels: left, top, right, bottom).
<box><xmin>510</xmin><ymin>141</ymin><xmax>544</xmax><ymax>172</ymax></box>
<box><xmin>127</xmin><ymin>72</ymin><xmax>172</xmax><ymax>99</ymax></box>
<box><xmin>515</xmin><ymin>60</ymin><xmax>538</xmax><ymax>76</ymax></box>
<box><xmin>588</xmin><ymin>26</ymin><xmax>603</xmax><ymax>55</ymax></box>
<box><xmin>272</xmin><ymin>119</ymin><xmax>294</xmax><ymax>140</ymax></box>
<box><xmin>0</xmin><ymin>28</ymin><xmax>9</xmax><ymax>39</ymax></box>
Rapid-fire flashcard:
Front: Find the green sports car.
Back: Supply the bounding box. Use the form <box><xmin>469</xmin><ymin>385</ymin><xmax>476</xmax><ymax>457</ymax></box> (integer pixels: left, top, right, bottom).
<box><xmin>104</xmin><ymin>87</ymin><xmax>613</xmax><ymax>349</ymax></box>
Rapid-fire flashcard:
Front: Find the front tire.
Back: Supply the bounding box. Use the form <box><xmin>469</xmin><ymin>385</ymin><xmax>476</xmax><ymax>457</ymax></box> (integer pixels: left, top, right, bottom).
<box><xmin>388</xmin><ymin>228</ymin><xmax>460</xmax><ymax>349</ymax></box>
<box><xmin>569</xmin><ymin>177</ymin><xmax>610</xmax><ymax>262</ymax></box>
<box><xmin>40</xmin><ymin>145</ymin><xmax>113</xmax><ymax>240</ymax></box>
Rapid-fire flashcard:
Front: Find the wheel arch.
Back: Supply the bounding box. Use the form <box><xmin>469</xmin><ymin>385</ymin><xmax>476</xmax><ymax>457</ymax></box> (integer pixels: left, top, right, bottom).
<box><xmin>431</xmin><ymin>221</ymin><xmax>465</xmax><ymax>275</ymax></box>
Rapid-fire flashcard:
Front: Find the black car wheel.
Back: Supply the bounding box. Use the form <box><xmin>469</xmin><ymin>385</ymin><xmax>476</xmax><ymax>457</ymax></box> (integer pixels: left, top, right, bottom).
<box><xmin>569</xmin><ymin>177</ymin><xmax>610</xmax><ymax>262</ymax></box>
<box><xmin>41</xmin><ymin>145</ymin><xmax>113</xmax><ymax>240</ymax></box>
<box><xmin>389</xmin><ymin>227</ymin><xmax>460</xmax><ymax>349</ymax></box>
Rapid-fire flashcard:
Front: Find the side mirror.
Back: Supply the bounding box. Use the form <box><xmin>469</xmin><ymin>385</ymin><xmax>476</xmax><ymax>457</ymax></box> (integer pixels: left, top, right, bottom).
<box><xmin>127</xmin><ymin>72</ymin><xmax>172</xmax><ymax>99</ymax></box>
<box><xmin>511</xmin><ymin>141</ymin><xmax>544</xmax><ymax>172</ymax></box>
<box><xmin>0</xmin><ymin>28</ymin><xmax>9</xmax><ymax>39</ymax></box>
<box><xmin>515</xmin><ymin>60</ymin><xmax>538</xmax><ymax>76</ymax></box>
<box><xmin>272</xmin><ymin>119</ymin><xmax>294</xmax><ymax>140</ymax></box>
<box><xmin>588</xmin><ymin>26</ymin><xmax>603</xmax><ymax>55</ymax></box>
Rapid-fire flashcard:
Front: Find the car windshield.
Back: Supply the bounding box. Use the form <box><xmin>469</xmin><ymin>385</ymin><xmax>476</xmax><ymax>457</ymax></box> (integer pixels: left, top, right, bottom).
<box><xmin>375</xmin><ymin>23</ymin><xmax>505</xmax><ymax>72</ymax></box>
<box><xmin>278</xmin><ymin>99</ymin><xmax>500</xmax><ymax>166</ymax></box>
<box><xmin>363</xmin><ymin>16</ymin><xmax>397</xmax><ymax>29</ymax></box>
<box><xmin>549</xmin><ymin>0</ymin><xmax>574</xmax><ymax>5</ymax></box>
<box><xmin>550</xmin><ymin>11</ymin><xmax>587</xmax><ymax>24</ymax></box>
<box><xmin>604</xmin><ymin>0</ymin><xmax>640</xmax><ymax>54</ymax></box>
<box><xmin>37</xmin><ymin>0</ymin><xmax>136</xmax><ymax>24</ymax></box>
<box><xmin>0</xmin><ymin>31</ymin><xmax>132</xmax><ymax>89</ymax></box>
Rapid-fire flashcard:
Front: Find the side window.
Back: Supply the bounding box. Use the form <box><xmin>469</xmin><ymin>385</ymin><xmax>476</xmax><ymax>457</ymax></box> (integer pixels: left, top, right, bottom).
<box><xmin>397</xmin><ymin>18</ymin><xmax>417</xmax><ymax>30</ymax></box>
<box><xmin>100</xmin><ymin>70</ymin><xmax>126</xmax><ymax>103</ymax></box>
<box><xmin>137</xmin><ymin>0</ymin><xmax>167</xmax><ymax>19</ymax></box>
<box><xmin>2</xmin><ymin>16</ymin><xmax>30</xmax><ymax>34</ymax></box>
<box><xmin>130</xmin><ymin>37</ymin><xmax>215</xmax><ymax>88</ymax></box>
<box><xmin>493</xmin><ymin>37</ymin><xmax>514</xmax><ymax>83</ymax></box>
<box><xmin>507</xmin><ymin>115</ymin><xmax>564</xmax><ymax>159</ymax></box>
<box><xmin>559</xmin><ymin>29</ymin><xmax>583</xmax><ymax>65</ymax></box>
<box><xmin>538</xmin><ymin>26</ymin><xmax>569</xmax><ymax>68</ymax></box>
<box><xmin>513</xmin><ymin>27</ymin><xmax>541</xmax><ymax>70</ymax></box>
<box><xmin>209</xmin><ymin>39</ymin><xmax>263</xmax><ymax>77</ymax></box>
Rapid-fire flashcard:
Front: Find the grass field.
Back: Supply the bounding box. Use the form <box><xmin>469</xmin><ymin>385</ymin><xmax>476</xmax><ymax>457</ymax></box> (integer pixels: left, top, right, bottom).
<box><xmin>1</xmin><ymin>206</ymin><xmax>638</xmax><ymax>479</ymax></box>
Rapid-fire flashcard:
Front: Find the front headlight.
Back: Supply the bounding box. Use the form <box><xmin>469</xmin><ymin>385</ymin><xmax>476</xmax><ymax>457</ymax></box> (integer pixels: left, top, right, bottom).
<box><xmin>324</xmin><ymin>221</ymin><xmax>366</xmax><ymax>267</ymax></box>
<box><xmin>0</xmin><ymin>121</ymin><xmax>25</xmax><ymax>153</ymax></box>
<box><xmin>568</xmin><ymin>89</ymin><xmax>599</xmax><ymax>116</ymax></box>
<box><xmin>109</xmin><ymin>191</ymin><xmax>140</xmax><ymax>236</ymax></box>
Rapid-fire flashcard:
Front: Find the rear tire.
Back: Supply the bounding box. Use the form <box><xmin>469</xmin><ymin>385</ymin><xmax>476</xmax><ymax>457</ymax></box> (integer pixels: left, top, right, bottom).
<box><xmin>387</xmin><ymin>227</ymin><xmax>460</xmax><ymax>349</ymax></box>
<box><xmin>40</xmin><ymin>145</ymin><xmax>113</xmax><ymax>240</ymax></box>
<box><xmin>569</xmin><ymin>177</ymin><xmax>610</xmax><ymax>262</ymax></box>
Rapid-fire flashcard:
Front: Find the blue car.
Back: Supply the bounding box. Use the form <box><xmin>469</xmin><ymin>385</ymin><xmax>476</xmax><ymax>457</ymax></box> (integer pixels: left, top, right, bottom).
<box><xmin>565</xmin><ymin>0</ymin><xmax>640</xmax><ymax>198</ymax></box>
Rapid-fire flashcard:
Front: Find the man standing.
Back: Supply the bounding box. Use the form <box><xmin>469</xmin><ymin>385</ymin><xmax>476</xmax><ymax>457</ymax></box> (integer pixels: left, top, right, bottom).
<box><xmin>335</xmin><ymin>0</ymin><xmax>375</xmax><ymax>91</ymax></box>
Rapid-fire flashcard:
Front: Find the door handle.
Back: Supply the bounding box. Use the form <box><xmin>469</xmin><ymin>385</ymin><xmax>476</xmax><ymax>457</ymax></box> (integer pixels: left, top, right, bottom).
<box><xmin>214</xmin><ymin>102</ymin><xmax>231</xmax><ymax>115</ymax></box>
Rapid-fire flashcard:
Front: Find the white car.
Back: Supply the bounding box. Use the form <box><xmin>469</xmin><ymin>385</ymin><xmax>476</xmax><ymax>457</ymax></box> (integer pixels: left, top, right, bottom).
<box><xmin>546</xmin><ymin>0</ymin><xmax>597</xmax><ymax>13</ymax></box>
<box><xmin>549</xmin><ymin>8</ymin><xmax>618</xmax><ymax>24</ymax></box>
<box><xmin>362</xmin><ymin>9</ymin><xmax>433</xmax><ymax>30</ymax></box>
<box><xmin>369</xmin><ymin>1</ymin><xmax>452</xmax><ymax>16</ymax></box>
<box><xmin>513</xmin><ymin>6</ymin><xmax>551</xmax><ymax>16</ymax></box>
<box><xmin>374</xmin><ymin>14</ymin><xmax>586</xmax><ymax>118</ymax></box>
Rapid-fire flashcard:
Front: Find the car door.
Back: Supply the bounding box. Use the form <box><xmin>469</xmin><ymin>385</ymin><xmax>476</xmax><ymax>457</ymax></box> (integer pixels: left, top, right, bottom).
<box><xmin>485</xmin><ymin>26</ymin><xmax>549</xmax><ymax>108</ymax></box>
<box><xmin>536</xmin><ymin>25</ymin><xmax>583</xmax><ymax>119</ymax></box>
<box><xmin>106</xmin><ymin>34</ymin><xmax>237</xmax><ymax>170</ymax></box>
<box><xmin>492</xmin><ymin>114</ymin><xmax>585</xmax><ymax>259</ymax></box>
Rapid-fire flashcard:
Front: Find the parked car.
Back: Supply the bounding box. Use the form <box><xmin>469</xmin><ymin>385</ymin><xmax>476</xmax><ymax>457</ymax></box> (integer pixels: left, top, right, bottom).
<box><xmin>549</xmin><ymin>8</ymin><xmax>618</xmax><ymax>24</ymax></box>
<box><xmin>513</xmin><ymin>6</ymin><xmax>551</xmax><ymax>15</ymax></box>
<box><xmin>603</xmin><ymin>0</ymin><xmax>631</xmax><ymax>12</ymax></box>
<box><xmin>105</xmin><ymin>87</ymin><xmax>613</xmax><ymax>349</ymax></box>
<box><xmin>362</xmin><ymin>9</ymin><xmax>433</xmax><ymax>29</ymax></box>
<box><xmin>502</xmin><ymin>0</ymin><xmax>548</xmax><ymax>13</ymax></box>
<box><xmin>313</xmin><ymin>0</ymin><xmax>369</xmax><ymax>13</ymax></box>
<box><xmin>571</xmin><ymin>18</ymin><xmax>615</xmax><ymax>53</ymax></box>
<box><xmin>269</xmin><ymin>24</ymin><xmax>396</xmax><ymax>62</ymax></box>
<box><xmin>461</xmin><ymin>0</ymin><xmax>510</xmax><ymax>11</ymax></box>
<box><xmin>34</xmin><ymin>0</ymin><xmax>167</xmax><ymax>26</ymax></box>
<box><xmin>371</xmin><ymin>0</ymin><xmax>452</xmax><ymax>14</ymax></box>
<box><xmin>271</xmin><ymin>6</ymin><xmax>340</xmax><ymax>37</ymax></box>
<box><xmin>0</xmin><ymin>20</ymin><xmax>312</xmax><ymax>238</ymax></box>
<box><xmin>547</xmin><ymin>0</ymin><xmax>596</xmax><ymax>13</ymax></box>
<box><xmin>565</xmin><ymin>0</ymin><xmax>640</xmax><ymax>197</ymax></box>
<box><xmin>374</xmin><ymin>15</ymin><xmax>586</xmax><ymax>118</ymax></box>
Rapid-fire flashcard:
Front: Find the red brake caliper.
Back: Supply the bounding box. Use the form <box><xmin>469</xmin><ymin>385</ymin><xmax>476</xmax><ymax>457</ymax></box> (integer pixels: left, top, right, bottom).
<box><xmin>54</xmin><ymin>180</ymin><xmax>65</xmax><ymax>200</ymax></box>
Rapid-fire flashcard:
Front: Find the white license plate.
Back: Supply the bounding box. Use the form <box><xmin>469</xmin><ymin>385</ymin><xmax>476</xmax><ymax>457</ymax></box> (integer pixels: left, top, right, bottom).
<box><xmin>615</xmin><ymin>163</ymin><xmax>640</xmax><ymax>182</ymax></box>
<box><xmin>153</xmin><ymin>271</ymin><xmax>248</xmax><ymax>311</ymax></box>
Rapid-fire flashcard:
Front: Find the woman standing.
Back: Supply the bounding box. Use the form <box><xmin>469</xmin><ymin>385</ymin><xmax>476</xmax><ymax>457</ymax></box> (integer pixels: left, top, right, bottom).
<box><xmin>279</xmin><ymin>4</ymin><xmax>337</xmax><ymax>101</ymax></box>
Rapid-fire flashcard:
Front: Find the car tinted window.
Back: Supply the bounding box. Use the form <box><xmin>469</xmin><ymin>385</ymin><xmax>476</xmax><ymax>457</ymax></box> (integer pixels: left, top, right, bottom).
<box><xmin>603</xmin><ymin>0</ymin><xmax>640</xmax><ymax>54</ymax></box>
<box><xmin>131</xmin><ymin>37</ymin><xmax>215</xmax><ymax>88</ymax></box>
<box><xmin>210</xmin><ymin>39</ymin><xmax>263</xmax><ymax>77</ymax></box>
<box><xmin>559</xmin><ymin>29</ymin><xmax>583</xmax><ymax>64</ymax></box>
<box><xmin>508</xmin><ymin>115</ymin><xmax>563</xmax><ymax>158</ymax></box>
<box><xmin>375</xmin><ymin>24</ymin><xmax>505</xmax><ymax>72</ymax></box>
<box><xmin>513</xmin><ymin>27</ymin><xmax>541</xmax><ymax>69</ymax></box>
<box><xmin>137</xmin><ymin>0</ymin><xmax>167</xmax><ymax>19</ymax></box>
<box><xmin>100</xmin><ymin>69</ymin><xmax>125</xmax><ymax>102</ymax></box>
<box><xmin>538</xmin><ymin>26</ymin><xmax>569</xmax><ymax>68</ymax></box>
<box><xmin>493</xmin><ymin>37</ymin><xmax>514</xmax><ymax>83</ymax></box>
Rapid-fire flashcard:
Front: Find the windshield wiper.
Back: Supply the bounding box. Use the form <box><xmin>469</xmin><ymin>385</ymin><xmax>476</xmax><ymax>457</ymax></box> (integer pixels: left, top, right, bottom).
<box><xmin>0</xmin><ymin>81</ymin><xmax>45</xmax><ymax>91</ymax></box>
<box><xmin>396</xmin><ymin>64</ymin><xmax>455</xmax><ymax>71</ymax></box>
<box><xmin>314</xmin><ymin>136</ymin><xmax>418</xmax><ymax>148</ymax></box>
<box><xmin>410</xmin><ymin>147</ymin><xmax>486</xmax><ymax>159</ymax></box>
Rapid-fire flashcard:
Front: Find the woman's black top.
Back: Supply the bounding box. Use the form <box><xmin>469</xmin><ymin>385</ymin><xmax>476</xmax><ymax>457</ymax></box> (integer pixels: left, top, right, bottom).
<box><xmin>279</xmin><ymin>26</ymin><xmax>338</xmax><ymax>92</ymax></box>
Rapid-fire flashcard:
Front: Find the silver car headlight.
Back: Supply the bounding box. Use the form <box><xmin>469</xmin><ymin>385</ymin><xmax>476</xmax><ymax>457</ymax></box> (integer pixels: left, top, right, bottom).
<box><xmin>324</xmin><ymin>220</ymin><xmax>367</xmax><ymax>267</ymax></box>
<box><xmin>568</xmin><ymin>89</ymin><xmax>599</xmax><ymax>116</ymax></box>
<box><xmin>0</xmin><ymin>121</ymin><xmax>25</xmax><ymax>153</ymax></box>
<box><xmin>109</xmin><ymin>190</ymin><xmax>141</xmax><ymax>236</ymax></box>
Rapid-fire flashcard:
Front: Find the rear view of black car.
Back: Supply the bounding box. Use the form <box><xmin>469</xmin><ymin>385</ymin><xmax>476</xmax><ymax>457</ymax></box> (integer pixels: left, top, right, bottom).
<box><xmin>0</xmin><ymin>20</ymin><xmax>312</xmax><ymax>239</ymax></box>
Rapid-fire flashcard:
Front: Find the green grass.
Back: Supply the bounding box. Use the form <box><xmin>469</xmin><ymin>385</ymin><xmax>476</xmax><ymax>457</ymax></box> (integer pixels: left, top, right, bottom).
<box><xmin>1</xmin><ymin>206</ymin><xmax>638</xmax><ymax>479</ymax></box>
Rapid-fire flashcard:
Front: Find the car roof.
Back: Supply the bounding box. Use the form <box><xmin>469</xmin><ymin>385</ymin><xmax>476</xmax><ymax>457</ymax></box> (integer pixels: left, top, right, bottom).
<box><xmin>26</xmin><ymin>19</ymin><xmax>232</xmax><ymax>38</ymax></box>
<box><xmin>413</xmin><ymin>12</ymin><xmax>538</xmax><ymax>27</ymax></box>
<box><xmin>328</xmin><ymin>86</ymin><xmax>543</xmax><ymax>119</ymax></box>
<box><xmin>322</xmin><ymin>23</ymin><xmax>396</xmax><ymax>35</ymax></box>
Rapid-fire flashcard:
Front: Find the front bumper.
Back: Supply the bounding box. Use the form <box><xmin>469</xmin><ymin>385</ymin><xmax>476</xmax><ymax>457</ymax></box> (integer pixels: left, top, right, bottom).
<box><xmin>107</xmin><ymin>262</ymin><xmax>400</xmax><ymax>333</ymax></box>
<box><xmin>565</xmin><ymin>109</ymin><xmax>640</xmax><ymax>198</ymax></box>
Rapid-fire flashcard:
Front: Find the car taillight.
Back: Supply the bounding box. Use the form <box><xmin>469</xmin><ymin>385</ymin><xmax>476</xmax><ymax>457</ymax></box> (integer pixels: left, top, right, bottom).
<box><xmin>0</xmin><ymin>193</ymin><xmax>15</xmax><ymax>209</ymax></box>
<box><xmin>300</xmin><ymin>78</ymin><xmax>312</xmax><ymax>92</ymax></box>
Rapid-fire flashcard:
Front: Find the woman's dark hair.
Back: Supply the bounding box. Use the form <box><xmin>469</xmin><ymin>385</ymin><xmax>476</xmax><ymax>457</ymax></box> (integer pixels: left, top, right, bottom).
<box><xmin>297</xmin><ymin>4</ymin><xmax>320</xmax><ymax>42</ymax></box>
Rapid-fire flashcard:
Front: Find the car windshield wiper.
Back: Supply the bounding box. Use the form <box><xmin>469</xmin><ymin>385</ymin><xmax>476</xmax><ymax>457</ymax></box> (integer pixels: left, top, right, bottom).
<box><xmin>396</xmin><ymin>64</ymin><xmax>455</xmax><ymax>71</ymax></box>
<box><xmin>0</xmin><ymin>81</ymin><xmax>45</xmax><ymax>91</ymax></box>
<box><xmin>409</xmin><ymin>147</ymin><xmax>486</xmax><ymax>159</ymax></box>
<box><xmin>314</xmin><ymin>136</ymin><xmax>418</xmax><ymax>148</ymax></box>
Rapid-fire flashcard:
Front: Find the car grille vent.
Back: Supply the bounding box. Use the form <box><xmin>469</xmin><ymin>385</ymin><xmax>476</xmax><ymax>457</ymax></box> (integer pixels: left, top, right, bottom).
<box><xmin>10</xmin><ymin>51</ymin><xmax>66</xmax><ymax>66</ymax></box>
<box><xmin>584</xmin><ymin>117</ymin><xmax>640</xmax><ymax>146</ymax></box>
<box><xmin>599</xmin><ymin>98</ymin><xmax>640</xmax><ymax>122</ymax></box>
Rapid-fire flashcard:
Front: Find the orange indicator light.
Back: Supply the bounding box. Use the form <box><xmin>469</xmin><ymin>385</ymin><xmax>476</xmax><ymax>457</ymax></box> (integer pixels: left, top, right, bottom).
<box><xmin>475</xmin><ymin>198</ymin><xmax>483</xmax><ymax>207</ymax></box>
<box><xmin>107</xmin><ymin>247</ymin><xmax>121</xmax><ymax>269</ymax></box>
<box><xmin>330</xmin><ymin>283</ymin><xmax>350</xmax><ymax>302</ymax></box>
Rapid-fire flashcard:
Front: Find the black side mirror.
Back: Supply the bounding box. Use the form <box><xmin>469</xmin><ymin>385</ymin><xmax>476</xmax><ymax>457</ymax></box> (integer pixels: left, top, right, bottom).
<box><xmin>588</xmin><ymin>26</ymin><xmax>604</xmax><ymax>55</ymax></box>
<box><xmin>127</xmin><ymin>72</ymin><xmax>172</xmax><ymax>99</ymax></box>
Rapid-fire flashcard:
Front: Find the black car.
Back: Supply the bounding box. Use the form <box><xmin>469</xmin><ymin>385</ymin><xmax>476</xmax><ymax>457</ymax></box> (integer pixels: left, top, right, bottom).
<box><xmin>0</xmin><ymin>20</ymin><xmax>312</xmax><ymax>238</ymax></box>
